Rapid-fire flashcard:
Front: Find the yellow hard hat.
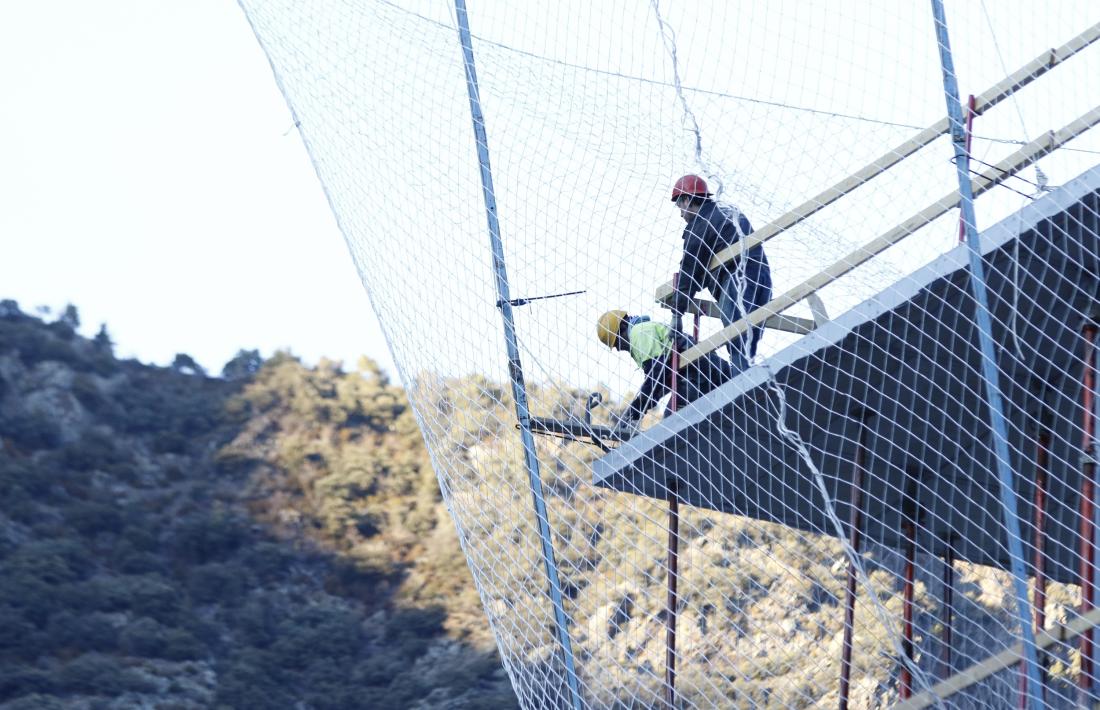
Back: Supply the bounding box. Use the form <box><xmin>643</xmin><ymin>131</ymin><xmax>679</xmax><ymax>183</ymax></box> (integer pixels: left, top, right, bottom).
<box><xmin>597</xmin><ymin>310</ymin><xmax>628</xmax><ymax>348</ymax></box>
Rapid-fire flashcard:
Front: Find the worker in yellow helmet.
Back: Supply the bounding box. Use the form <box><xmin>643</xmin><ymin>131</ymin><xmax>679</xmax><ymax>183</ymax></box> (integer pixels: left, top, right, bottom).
<box><xmin>597</xmin><ymin>309</ymin><xmax>732</xmax><ymax>438</ymax></box>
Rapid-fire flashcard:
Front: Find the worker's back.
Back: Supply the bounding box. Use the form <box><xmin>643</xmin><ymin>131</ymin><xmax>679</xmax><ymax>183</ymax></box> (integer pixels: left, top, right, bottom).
<box><xmin>627</xmin><ymin>320</ymin><xmax>732</xmax><ymax>411</ymax></box>
<box><xmin>627</xmin><ymin>320</ymin><xmax>671</xmax><ymax>368</ymax></box>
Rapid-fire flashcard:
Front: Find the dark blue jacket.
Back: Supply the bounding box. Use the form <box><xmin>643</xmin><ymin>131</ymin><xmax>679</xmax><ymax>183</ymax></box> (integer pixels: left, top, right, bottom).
<box><xmin>626</xmin><ymin>329</ymin><xmax>732</xmax><ymax>421</ymax></box>
<box><xmin>674</xmin><ymin>200</ymin><xmax>771</xmax><ymax>313</ymax></box>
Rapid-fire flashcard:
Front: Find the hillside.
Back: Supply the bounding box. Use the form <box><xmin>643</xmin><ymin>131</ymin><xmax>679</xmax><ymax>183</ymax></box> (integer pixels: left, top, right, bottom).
<box><xmin>0</xmin><ymin>301</ymin><xmax>515</xmax><ymax>709</ymax></box>
<box><xmin>0</xmin><ymin>300</ymin><xmax>1085</xmax><ymax>708</ymax></box>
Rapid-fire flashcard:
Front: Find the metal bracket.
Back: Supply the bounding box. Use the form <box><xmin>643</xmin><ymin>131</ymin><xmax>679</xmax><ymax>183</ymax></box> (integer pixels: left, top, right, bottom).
<box><xmin>807</xmin><ymin>292</ymin><xmax>830</xmax><ymax>327</ymax></box>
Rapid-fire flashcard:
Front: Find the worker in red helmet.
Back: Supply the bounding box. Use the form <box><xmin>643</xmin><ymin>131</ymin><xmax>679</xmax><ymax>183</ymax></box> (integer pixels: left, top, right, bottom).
<box><xmin>669</xmin><ymin>174</ymin><xmax>772</xmax><ymax>373</ymax></box>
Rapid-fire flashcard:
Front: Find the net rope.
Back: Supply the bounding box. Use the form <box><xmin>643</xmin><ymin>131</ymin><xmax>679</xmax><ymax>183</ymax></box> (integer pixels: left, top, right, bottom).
<box><xmin>239</xmin><ymin>1</ymin><xmax>1100</xmax><ymax>706</ymax></box>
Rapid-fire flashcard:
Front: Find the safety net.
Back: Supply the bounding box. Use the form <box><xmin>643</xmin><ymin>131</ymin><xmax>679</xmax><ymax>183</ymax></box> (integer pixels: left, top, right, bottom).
<box><xmin>239</xmin><ymin>1</ymin><xmax>1100</xmax><ymax>706</ymax></box>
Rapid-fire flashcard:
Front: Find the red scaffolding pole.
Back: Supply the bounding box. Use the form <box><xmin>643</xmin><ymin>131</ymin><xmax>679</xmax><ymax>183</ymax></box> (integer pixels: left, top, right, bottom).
<box><xmin>1020</xmin><ymin>428</ymin><xmax>1051</xmax><ymax>707</ymax></box>
<box><xmin>663</xmin><ymin>280</ymin><xmax>690</xmax><ymax>709</ymax></box>
<box><xmin>1081</xmin><ymin>322</ymin><xmax>1099</xmax><ymax>701</ymax></box>
<box><xmin>839</xmin><ymin>418</ymin><xmax>869</xmax><ymax>710</ymax></box>
<box><xmin>939</xmin><ymin>542</ymin><xmax>955</xmax><ymax>681</ymax></box>
<box><xmin>901</xmin><ymin>520</ymin><xmax>917</xmax><ymax>699</ymax></box>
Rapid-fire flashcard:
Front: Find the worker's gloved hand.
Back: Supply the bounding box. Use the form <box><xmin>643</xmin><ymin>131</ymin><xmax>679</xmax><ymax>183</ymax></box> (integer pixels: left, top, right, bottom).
<box><xmin>612</xmin><ymin>414</ymin><xmax>640</xmax><ymax>440</ymax></box>
<box><xmin>669</xmin><ymin>292</ymin><xmax>693</xmax><ymax>316</ymax></box>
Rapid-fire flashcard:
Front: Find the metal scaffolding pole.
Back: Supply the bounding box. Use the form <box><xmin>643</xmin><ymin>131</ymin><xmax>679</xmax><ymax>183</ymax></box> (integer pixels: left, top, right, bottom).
<box><xmin>939</xmin><ymin>541</ymin><xmax>955</xmax><ymax>681</ymax></box>
<box><xmin>453</xmin><ymin>3</ymin><xmax>582</xmax><ymax>708</ymax></box>
<box><xmin>839</xmin><ymin>419</ymin><xmax>869</xmax><ymax>710</ymax></box>
<box><xmin>928</xmin><ymin>2</ymin><xmax>1042</xmax><ymax>706</ymax></box>
<box><xmin>664</xmin><ymin>277</ymin><xmax>686</xmax><ymax>709</ymax></box>
<box><xmin>1080</xmin><ymin>322</ymin><xmax>1099</xmax><ymax>702</ymax></box>
<box><xmin>1020</xmin><ymin>428</ymin><xmax>1050</xmax><ymax>707</ymax></box>
<box><xmin>901</xmin><ymin>521</ymin><xmax>917</xmax><ymax>699</ymax></box>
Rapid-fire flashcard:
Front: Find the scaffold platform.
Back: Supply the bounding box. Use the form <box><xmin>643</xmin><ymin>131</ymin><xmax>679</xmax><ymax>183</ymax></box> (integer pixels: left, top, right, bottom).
<box><xmin>594</xmin><ymin>165</ymin><xmax>1100</xmax><ymax>584</ymax></box>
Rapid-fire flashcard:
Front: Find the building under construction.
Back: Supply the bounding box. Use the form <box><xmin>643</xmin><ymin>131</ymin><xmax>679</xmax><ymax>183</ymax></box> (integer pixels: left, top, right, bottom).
<box><xmin>240</xmin><ymin>1</ymin><xmax>1100</xmax><ymax>706</ymax></box>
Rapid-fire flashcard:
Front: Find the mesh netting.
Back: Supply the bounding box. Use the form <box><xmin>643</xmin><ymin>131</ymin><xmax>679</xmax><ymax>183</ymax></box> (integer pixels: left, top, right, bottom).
<box><xmin>239</xmin><ymin>1</ymin><xmax>1100</xmax><ymax>706</ymax></box>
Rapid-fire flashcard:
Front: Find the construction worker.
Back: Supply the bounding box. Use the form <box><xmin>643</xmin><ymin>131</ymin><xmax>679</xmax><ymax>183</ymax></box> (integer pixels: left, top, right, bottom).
<box><xmin>669</xmin><ymin>174</ymin><xmax>772</xmax><ymax>373</ymax></box>
<box><xmin>597</xmin><ymin>309</ymin><xmax>732</xmax><ymax>438</ymax></box>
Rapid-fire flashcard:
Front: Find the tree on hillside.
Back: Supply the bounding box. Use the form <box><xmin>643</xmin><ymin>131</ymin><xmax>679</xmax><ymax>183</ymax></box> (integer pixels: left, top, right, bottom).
<box><xmin>59</xmin><ymin>304</ymin><xmax>80</xmax><ymax>330</ymax></box>
<box><xmin>221</xmin><ymin>349</ymin><xmax>263</xmax><ymax>381</ymax></box>
<box><xmin>0</xmin><ymin>300</ymin><xmax>21</xmax><ymax>320</ymax></box>
<box><xmin>171</xmin><ymin>353</ymin><xmax>206</xmax><ymax>377</ymax></box>
<box><xmin>93</xmin><ymin>324</ymin><xmax>113</xmax><ymax>354</ymax></box>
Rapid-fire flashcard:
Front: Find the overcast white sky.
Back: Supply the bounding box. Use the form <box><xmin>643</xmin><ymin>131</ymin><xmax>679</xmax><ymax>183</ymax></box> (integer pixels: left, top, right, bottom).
<box><xmin>0</xmin><ymin>1</ymin><xmax>396</xmax><ymax>376</ymax></box>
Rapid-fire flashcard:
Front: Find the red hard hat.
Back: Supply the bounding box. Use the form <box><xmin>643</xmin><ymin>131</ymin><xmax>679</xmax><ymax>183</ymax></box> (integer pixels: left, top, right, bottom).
<box><xmin>671</xmin><ymin>174</ymin><xmax>711</xmax><ymax>201</ymax></box>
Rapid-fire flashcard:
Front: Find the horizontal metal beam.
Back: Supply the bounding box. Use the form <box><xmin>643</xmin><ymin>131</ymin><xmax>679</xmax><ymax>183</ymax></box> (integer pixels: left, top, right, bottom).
<box><xmin>765</xmin><ymin>314</ymin><xmax>819</xmax><ymax>335</ymax></box>
<box><xmin>896</xmin><ymin>607</ymin><xmax>1100</xmax><ymax>710</ymax></box>
<box><xmin>685</xmin><ymin>298</ymin><xmax>817</xmax><ymax>334</ymax></box>
<box><xmin>679</xmin><ymin>103</ymin><xmax>1100</xmax><ymax>367</ymax></box>
<box><xmin>528</xmin><ymin>416</ymin><xmax>619</xmax><ymax>441</ymax></box>
<box><xmin>654</xmin><ymin>20</ymin><xmax>1100</xmax><ymax>306</ymax></box>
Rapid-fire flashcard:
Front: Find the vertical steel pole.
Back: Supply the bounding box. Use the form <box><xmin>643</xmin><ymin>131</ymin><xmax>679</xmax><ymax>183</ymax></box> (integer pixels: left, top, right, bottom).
<box><xmin>839</xmin><ymin>420</ymin><xmax>868</xmax><ymax>710</ymax></box>
<box><xmin>900</xmin><ymin>521</ymin><xmax>916</xmax><ymax>700</ymax></box>
<box><xmin>1081</xmin><ymin>323</ymin><xmax>1098</xmax><ymax>702</ymax></box>
<box><xmin>928</xmin><ymin>4</ymin><xmax>1043</xmax><ymax>706</ymax></box>
<box><xmin>665</xmin><ymin>491</ymin><xmax>680</xmax><ymax>709</ymax></box>
<box><xmin>957</xmin><ymin>95</ymin><xmax>977</xmax><ymax>244</ymax></box>
<box><xmin>1020</xmin><ymin>428</ymin><xmax>1050</xmax><ymax>706</ymax></box>
<box><xmin>939</xmin><ymin>542</ymin><xmax>955</xmax><ymax>680</ymax></box>
<box><xmin>664</xmin><ymin>275</ymin><xmax>685</xmax><ymax>709</ymax></box>
<box><xmin>452</xmin><ymin>3</ymin><xmax>582</xmax><ymax>708</ymax></box>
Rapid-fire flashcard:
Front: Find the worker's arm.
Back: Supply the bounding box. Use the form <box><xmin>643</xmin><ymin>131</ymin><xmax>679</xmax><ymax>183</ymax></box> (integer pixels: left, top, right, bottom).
<box><xmin>626</xmin><ymin>356</ymin><xmax>671</xmax><ymax>421</ymax></box>
<box><xmin>672</xmin><ymin>218</ymin><xmax>711</xmax><ymax>314</ymax></box>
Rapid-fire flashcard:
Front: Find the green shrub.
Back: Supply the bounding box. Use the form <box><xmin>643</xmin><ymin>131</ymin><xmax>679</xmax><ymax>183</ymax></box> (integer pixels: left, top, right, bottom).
<box><xmin>1</xmin><ymin>693</ymin><xmax>68</xmax><ymax>710</ymax></box>
<box><xmin>237</xmin><ymin>542</ymin><xmax>293</xmax><ymax>585</ymax></box>
<box><xmin>10</xmin><ymin>327</ymin><xmax>81</xmax><ymax>368</ymax></box>
<box><xmin>233</xmin><ymin>596</ymin><xmax>280</xmax><ymax>649</ymax></box>
<box><xmin>119</xmin><ymin>523</ymin><xmax>160</xmax><ymax>553</ymax></box>
<box><xmin>152</xmin><ymin>431</ymin><xmax>188</xmax><ymax>454</ymax></box>
<box><xmin>0</xmin><ymin>413</ymin><xmax>61</xmax><ymax>450</ymax></box>
<box><xmin>0</xmin><ymin>606</ymin><xmax>41</xmax><ymax>657</ymax></box>
<box><xmin>114</xmin><ymin>550</ymin><xmax>165</xmax><ymax>575</ymax></box>
<box><xmin>0</xmin><ymin>460</ymin><xmax>48</xmax><ymax>499</ymax></box>
<box><xmin>188</xmin><ymin>562</ymin><xmax>246</xmax><ymax>605</ymax></box>
<box><xmin>44</xmin><ymin>611</ymin><xmax>119</xmax><ymax>655</ymax></box>
<box><xmin>74</xmin><ymin>574</ymin><xmax>182</xmax><ymax>623</ymax></box>
<box><xmin>213</xmin><ymin>654</ymin><xmax>295</xmax><ymax>710</ymax></box>
<box><xmin>170</xmin><ymin>513</ymin><xmax>248</xmax><ymax>564</ymax></box>
<box><xmin>65</xmin><ymin>501</ymin><xmax>125</xmax><ymax>536</ymax></box>
<box><xmin>119</xmin><ymin>617</ymin><xmax>205</xmax><ymax>661</ymax></box>
<box><xmin>70</xmin><ymin>374</ymin><xmax>107</xmax><ymax>414</ymax></box>
<box><xmin>0</xmin><ymin>667</ymin><xmax>56</xmax><ymax>702</ymax></box>
<box><xmin>57</xmin><ymin>653</ymin><xmax>155</xmax><ymax>695</ymax></box>
<box><xmin>118</xmin><ymin>575</ymin><xmax>183</xmax><ymax>622</ymax></box>
<box><xmin>60</xmin><ymin>430</ymin><xmax>124</xmax><ymax>472</ymax></box>
<box><xmin>0</xmin><ymin>574</ymin><xmax>64</xmax><ymax>628</ymax></box>
<box><xmin>270</xmin><ymin>607</ymin><xmax>364</xmax><ymax>668</ymax></box>
<box><xmin>3</xmin><ymin>539</ymin><xmax>93</xmax><ymax>585</ymax></box>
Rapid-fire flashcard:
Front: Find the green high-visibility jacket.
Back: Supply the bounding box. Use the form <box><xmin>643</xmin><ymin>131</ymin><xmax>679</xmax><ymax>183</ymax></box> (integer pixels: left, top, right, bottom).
<box><xmin>624</xmin><ymin>320</ymin><xmax>732</xmax><ymax>421</ymax></box>
<box><xmin>628</xmin><ymin>321</ymin><xmax>672</xmax><ymax>368</ymax></box>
